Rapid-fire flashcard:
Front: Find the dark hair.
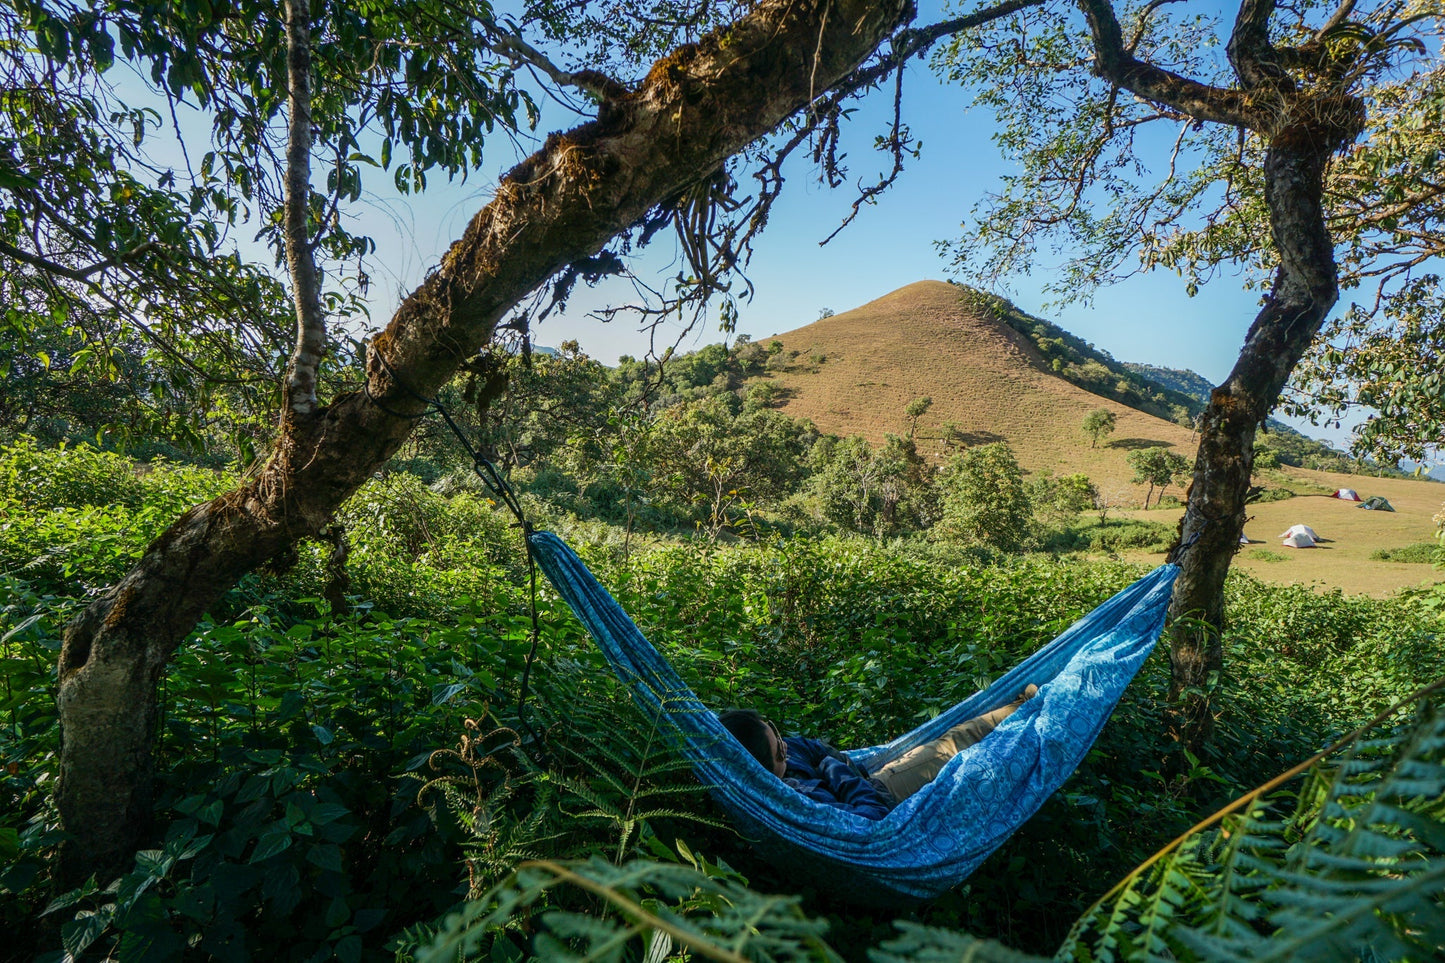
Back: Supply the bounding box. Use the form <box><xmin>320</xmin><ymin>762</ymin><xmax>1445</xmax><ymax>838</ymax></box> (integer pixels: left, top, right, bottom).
<box><xmin>718</xmin><ymin>708</ymin><xmax>774</xmax><ymax>770</ymax></box>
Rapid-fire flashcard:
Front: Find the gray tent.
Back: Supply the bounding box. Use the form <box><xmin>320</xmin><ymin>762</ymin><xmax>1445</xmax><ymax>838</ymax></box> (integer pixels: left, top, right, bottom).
<box><xmin>1359</xmin><ymin>496</ymin><xmax>1396</xmax><ymax>512</ymax></box>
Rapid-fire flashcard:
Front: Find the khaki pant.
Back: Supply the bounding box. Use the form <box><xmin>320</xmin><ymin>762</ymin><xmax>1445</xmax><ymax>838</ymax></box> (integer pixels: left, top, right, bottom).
<box><xmin>871</xmin><ymin>696</ymin><xmax>1027</xmax><ymax>802</ymax></box>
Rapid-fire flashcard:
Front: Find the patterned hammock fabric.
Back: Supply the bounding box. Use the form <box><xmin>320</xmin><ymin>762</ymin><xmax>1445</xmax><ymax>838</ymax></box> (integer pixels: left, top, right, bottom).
<box><xmin>528</xmin><ymin>532</ymin><xmax>1178</xmax><ymax>901</ymax></box>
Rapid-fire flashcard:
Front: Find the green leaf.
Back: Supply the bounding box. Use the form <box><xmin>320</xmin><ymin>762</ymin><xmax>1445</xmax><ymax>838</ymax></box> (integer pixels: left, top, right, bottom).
<box><xmin>61</xmin><ymin>912</ymin><xmax>109</xmax><ymax>959</ymax></box>
<box><xmin>249</xmin><ymin>830</ymin><xmax>293</xmax><ymax>863</ymax></box>
<box><xmin>353</xmin><ymin>908</ymin><xmax>388</xmax><ymax>933</ymax></box>
<box><xmin>197</xmin><ymin>799</ymin><xmax>224</xmax><ymax>827</ymax></box>
<box><xmin>324</xmin><ymin>895</ymin><xmax>351</xmax><ymax>928</ymax></box>
<box><xmin>1</xmin><ymin>613</ymin><xmax>44</xmax><ymax>643</ymax></box>
<box><xmin>334</xmin><ymin>934</ymin><xmax>363</xmax><ymax>963</ymax></box>
<box><xmin>306</xmin><ymin>844</ymin><xmax>344</xmax><ymax>873</ymax></box>
<box><xmin>432</xmin><ymin>681</ymin><xmax>468</xmax><ymax>705</ymax></box>
<box><xmin>309</xmin><ymin>803</ymin><xmax>350</xmax><ymax>826</ymax></box>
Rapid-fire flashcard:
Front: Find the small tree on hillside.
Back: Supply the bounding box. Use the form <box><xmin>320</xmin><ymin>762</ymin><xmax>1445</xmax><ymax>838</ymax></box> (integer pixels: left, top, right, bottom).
<box><xmin>1128</xmin><ymin>447</ymin><xmax>1192</xmax><ymax>508</ymax></box>
<box><xmin>1082</xmin><ymin>408</ymin><xmax>1117</xmax><ymax>448</ymax></box>
<box><xmin>936</xmin><ymin>442</ymin><xmax>1031</xmax><ymax>551</ymax></box>
<box><xmin>1093</xmin><ymin>484</ymin><xmax>1131</xmax><ymax>528</ymax></box>
<box><xmin>904</xmin><ymin>396</ymin><xmax>933</xmax><ymax>439</ymax></box>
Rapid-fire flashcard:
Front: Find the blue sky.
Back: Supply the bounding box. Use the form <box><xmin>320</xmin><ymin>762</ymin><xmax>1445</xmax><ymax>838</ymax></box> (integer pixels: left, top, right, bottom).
<box><xmin>353</xmin><ymin>42</ymin><xmax>1325</xmax><ymax>438</ymax></box>
<box><xmin>114</xmin><ymin>4</ymin><xmax>1358</xmax><ymax>449</ymax></box>
<box><xmin>363</xmin><ymin>59</ymin><xmax>1272</xmax><ymax>378</ymax></box>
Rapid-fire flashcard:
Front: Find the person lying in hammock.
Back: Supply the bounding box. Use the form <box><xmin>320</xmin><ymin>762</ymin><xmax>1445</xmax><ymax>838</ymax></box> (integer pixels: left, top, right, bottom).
<box><xmin>719</xmin><ymin>684</ymin><xmax>1039</xmax><ymax>819</ymax></box>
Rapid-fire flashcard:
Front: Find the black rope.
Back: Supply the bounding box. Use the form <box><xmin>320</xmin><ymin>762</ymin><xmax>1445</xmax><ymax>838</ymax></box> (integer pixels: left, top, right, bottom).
<box><xmin>367</xmin><ymin>347</ymin><xmax>545</xmax><ymax>752</ymax></box>
<box><xmin>1166</xmin><ymin>509</ymin><xmax>1232</xmax><ymax>566</ymax></box>
<box><xmin>1167</xmin><ymin>528</ymin><xmax>1205</xmax><ymax>566</ymax></box>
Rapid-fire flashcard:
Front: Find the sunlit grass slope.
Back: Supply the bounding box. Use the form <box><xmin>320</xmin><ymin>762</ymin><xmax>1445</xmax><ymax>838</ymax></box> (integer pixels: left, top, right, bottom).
<box><xmin>764</xmin><ymin>280</ymin><xmax>1443</xmax><ymax>596</ymax></box>
<box><xmin>763</xmin><ymin>280</ymin><xmax>1198</xmax><ymax>497</ymax></box>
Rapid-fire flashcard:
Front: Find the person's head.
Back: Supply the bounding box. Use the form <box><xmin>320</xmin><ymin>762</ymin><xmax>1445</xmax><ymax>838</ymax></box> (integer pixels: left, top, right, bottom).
<box><xmin>718</xmin><ymin>708</ymin><xmax>787</xmax><ymax>777</ymax></box>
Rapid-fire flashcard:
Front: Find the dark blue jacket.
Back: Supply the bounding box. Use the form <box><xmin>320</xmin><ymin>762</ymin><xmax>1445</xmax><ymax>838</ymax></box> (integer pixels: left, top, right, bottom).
<box><xmin>782</xmin><ymin>736</ymin><xmax>895</xmax><ymax>820</ymax></box>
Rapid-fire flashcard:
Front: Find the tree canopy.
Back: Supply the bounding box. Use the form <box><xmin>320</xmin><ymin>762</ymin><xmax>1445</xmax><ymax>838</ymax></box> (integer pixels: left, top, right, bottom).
<box><xmin>937</xmin><ymin>0</ymin><xmax>1445</xmax><ymax>467</ymax></box>
<box><xmin>7</xmin><ymin>0</ymin><xmax>1071</xmax><ymax>883</ymax></box>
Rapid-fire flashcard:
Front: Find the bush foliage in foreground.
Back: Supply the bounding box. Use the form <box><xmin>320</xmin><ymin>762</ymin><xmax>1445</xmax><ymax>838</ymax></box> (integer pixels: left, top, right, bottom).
<box><xmin>2</xmin><ymin>441</ymin><xmax>1443</xmax><ymax>960</ymax></box>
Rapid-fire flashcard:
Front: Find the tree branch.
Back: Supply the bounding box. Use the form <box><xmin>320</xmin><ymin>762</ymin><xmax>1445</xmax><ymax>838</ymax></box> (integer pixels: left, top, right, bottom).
<box><xmin>750</xmin><ymin>0</ymin><xmax>1047</xmax><ymax>247</ymax></box>
<box><xmin>1228</xmin><ymin>0</ymin><xmax>1290</xmax><ymax>90</ymax></box>
<box><xmin>1128</xmin><ymin>0</ymin><xmax>1186</xmax><ymax>52</ymax></box>
<box><xmin>1075</xmin><ymin>0</ymin><xmax>1259</xmax><ymax>129</ymax></box>
<box><xmin>283</xmin><ymin>0</ymin><xmax>326</xmax><ymax>419</ymax></box>
<box><xmin>488</xmin><ymin>32</ymin><xmax>630</xmax><ymax>102</ymax></box>
<box><xmin>1316</xmin><ymin>0</ymin><xmax>1359</xmax><ymax>41</ymax></box>
<box><xmin>0</xmin><ymin>236</ymin><xmax>159</xmax><ymax>282</ymax></box>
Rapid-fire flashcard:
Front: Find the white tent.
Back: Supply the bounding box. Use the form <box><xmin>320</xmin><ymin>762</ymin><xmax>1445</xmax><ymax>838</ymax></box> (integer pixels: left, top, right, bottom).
<box><xmin>1334</xmin><ymin>488</ymin><xmax>1361</xmax><ymax>501</ymax></box>
<box><xmin>1282</xmin><ymin>531</ymin><xmax>1317</xmax><ymax>548</ymax></box>
<box><xmin>1278</xmin><ymin>524</ymin><xmax>1320</xmax><ymax>541</ymax></box>
<box><xmin>1240</xmin><ymin>534</ymin><xmax>1251</xmax><ymax>544</ymax></box>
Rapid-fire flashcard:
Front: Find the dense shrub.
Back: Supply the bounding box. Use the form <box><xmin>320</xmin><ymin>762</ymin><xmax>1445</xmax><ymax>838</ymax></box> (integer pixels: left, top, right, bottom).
<box><xmin>1044</xmin><ymin>519</ymin><xmax>1175</xmax><ymax>553</ymax></box>
<box><xmin>0</xmin><ymin>436</ymin><xmax>146</xmax><ymax>509</ymax></box>
<box><xmin>0</xmin><ymin>440</ymin><xmax>235</xmax><ymax>594</ymax></box>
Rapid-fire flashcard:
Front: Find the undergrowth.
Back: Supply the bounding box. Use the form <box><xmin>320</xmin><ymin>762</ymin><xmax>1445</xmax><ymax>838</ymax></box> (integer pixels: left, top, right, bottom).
<box><xmin>2</xmin><ymin>440</ymin><xmax>1443</xmax><ymax>960</ymax></box>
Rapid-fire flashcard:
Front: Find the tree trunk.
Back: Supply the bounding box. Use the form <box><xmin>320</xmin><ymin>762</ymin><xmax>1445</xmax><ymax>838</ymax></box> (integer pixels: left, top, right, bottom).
<box><xmin>54</xmin><ymin>0</ymin><xmax>914</xmax><ymax>884</ymax></box>
<box><xmin>1168</xmin><ymin>118</ymin><xmax>1359</xmax><ymax>750</ymax></box>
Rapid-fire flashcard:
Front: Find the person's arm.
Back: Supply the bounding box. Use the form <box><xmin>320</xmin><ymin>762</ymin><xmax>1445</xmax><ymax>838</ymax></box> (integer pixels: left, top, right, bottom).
<box><xmin>816</xmin><ymin>756</ymin><xmax>893</xmax><ymax>820</ymax></box>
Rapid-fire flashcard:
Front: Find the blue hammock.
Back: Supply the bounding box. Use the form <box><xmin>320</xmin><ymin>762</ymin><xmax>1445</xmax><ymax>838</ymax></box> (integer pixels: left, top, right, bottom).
<box><xmin>528</xmin><ymin>532</ymin><xmax>1177</xmax><ymax>901</ymax></box>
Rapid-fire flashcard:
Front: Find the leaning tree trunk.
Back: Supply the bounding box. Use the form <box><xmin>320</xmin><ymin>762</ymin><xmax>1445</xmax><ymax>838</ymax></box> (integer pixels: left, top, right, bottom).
<box><xmin>54</xmin><ymin>0</ymin><xmax>914</xmax><ymax>885</ymax></box>
<box><xmin>1168</xmin><ymin>112</ymin><xmax>1361</xmax><ymax>751</ymax></box>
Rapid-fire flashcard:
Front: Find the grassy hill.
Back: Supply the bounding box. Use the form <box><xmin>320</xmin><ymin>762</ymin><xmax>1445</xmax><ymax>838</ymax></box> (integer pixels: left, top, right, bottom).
<box><xmin>1118</xmin><ymin>467</ymin><xmax>1445</xmax><ymax>597</ymax></box>
<box><xmin>761</xmin><ymin>280</ymin><xmax>1443</xmax><ymax>596</ymax></box>
<box><xmin>762</xmin><ymin>280</ymin><xmax>1200</xmax><ymax>498</ymax></box>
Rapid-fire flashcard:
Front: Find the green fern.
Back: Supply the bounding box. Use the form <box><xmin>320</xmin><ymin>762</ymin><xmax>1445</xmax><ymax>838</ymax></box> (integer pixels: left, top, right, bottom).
<box><xmin>416</xmin><ymin>718</ymin><xmax>573</xmax><ymax>895</ymax></box>
<box><xmin>1059</xmin><ymin>684</ymin><xmax>1445</xmax><ymax>962</ymax></box>
<box><xmin>417</xmin><ymin>669</ymin><xmax>723</xmax><ymax>899</ymax></box>
<box><xmin>535</xmin><ymin>676</ymin><xmax>726</xmax><ymax>864</ymax></box>
<box><xmin>869</xmin><ymin>921</ymin><xmax>1050</xmax><ymax>962</ymax></box>
<box><xmin>419</xmin><ymin>856</ymin><xmax>839</xmax><ymax>963</ymax></box>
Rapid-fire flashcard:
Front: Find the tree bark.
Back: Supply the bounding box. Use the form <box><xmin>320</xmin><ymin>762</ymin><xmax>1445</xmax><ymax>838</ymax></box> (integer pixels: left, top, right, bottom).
<box><xmin>55</xmin><ymin>0</ymin><xmax>916</xmax><ymax>885</ymax></box>
<box><xmin>282</xmin><ymin>0</ymin><xmax>325</xmax><ymax>420</ymax></box>
<box><xmin>1076</xmin><ymin>0</ymin><xmax>1366</xmax><ymax>755</ymax></box>
<box><xmin>1167</xmin><ymin>101</ymin><xmax>1363</xmax><ymax>749</ymax></box>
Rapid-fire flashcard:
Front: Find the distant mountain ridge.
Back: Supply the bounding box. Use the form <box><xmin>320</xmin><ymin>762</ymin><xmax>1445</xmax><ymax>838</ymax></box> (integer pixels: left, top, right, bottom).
<box><xmin>960</xmin><ymin>289</ymin><xmax>1202</xmax><ymax>428</ymax></box>
<box><xmin>1121</xmin><ymin>363</ymin><xmax>1215</xmax><ymax>404</ymax></box>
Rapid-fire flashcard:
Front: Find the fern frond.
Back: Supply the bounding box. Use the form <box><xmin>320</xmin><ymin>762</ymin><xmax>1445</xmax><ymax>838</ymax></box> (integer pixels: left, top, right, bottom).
<box><xmin>1059</xmin><ymin>682</ymin><xmax>1445</xmax><ymax>963</ymax></box>
<box><xmin>1128</xmin><ymin>841</ymin><xmax>1213</xmax><ymax>962</ymax></box>
<box><xmin>872</xmin><ymin>920</ymin><xmax>1052</xmax><ymax>962</ymax></box>
<box><xmin>420</xmin><ymin>856</ymin><xmax>839</xmax><ymax>963</ymax></box>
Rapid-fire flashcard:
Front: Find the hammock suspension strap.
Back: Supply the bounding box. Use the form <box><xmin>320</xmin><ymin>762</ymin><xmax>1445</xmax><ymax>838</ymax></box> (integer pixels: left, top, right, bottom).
<box><xmin>365</xmin><ymin>344</ymin><xmax>545</xmax><ymax>750</ymax></box>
